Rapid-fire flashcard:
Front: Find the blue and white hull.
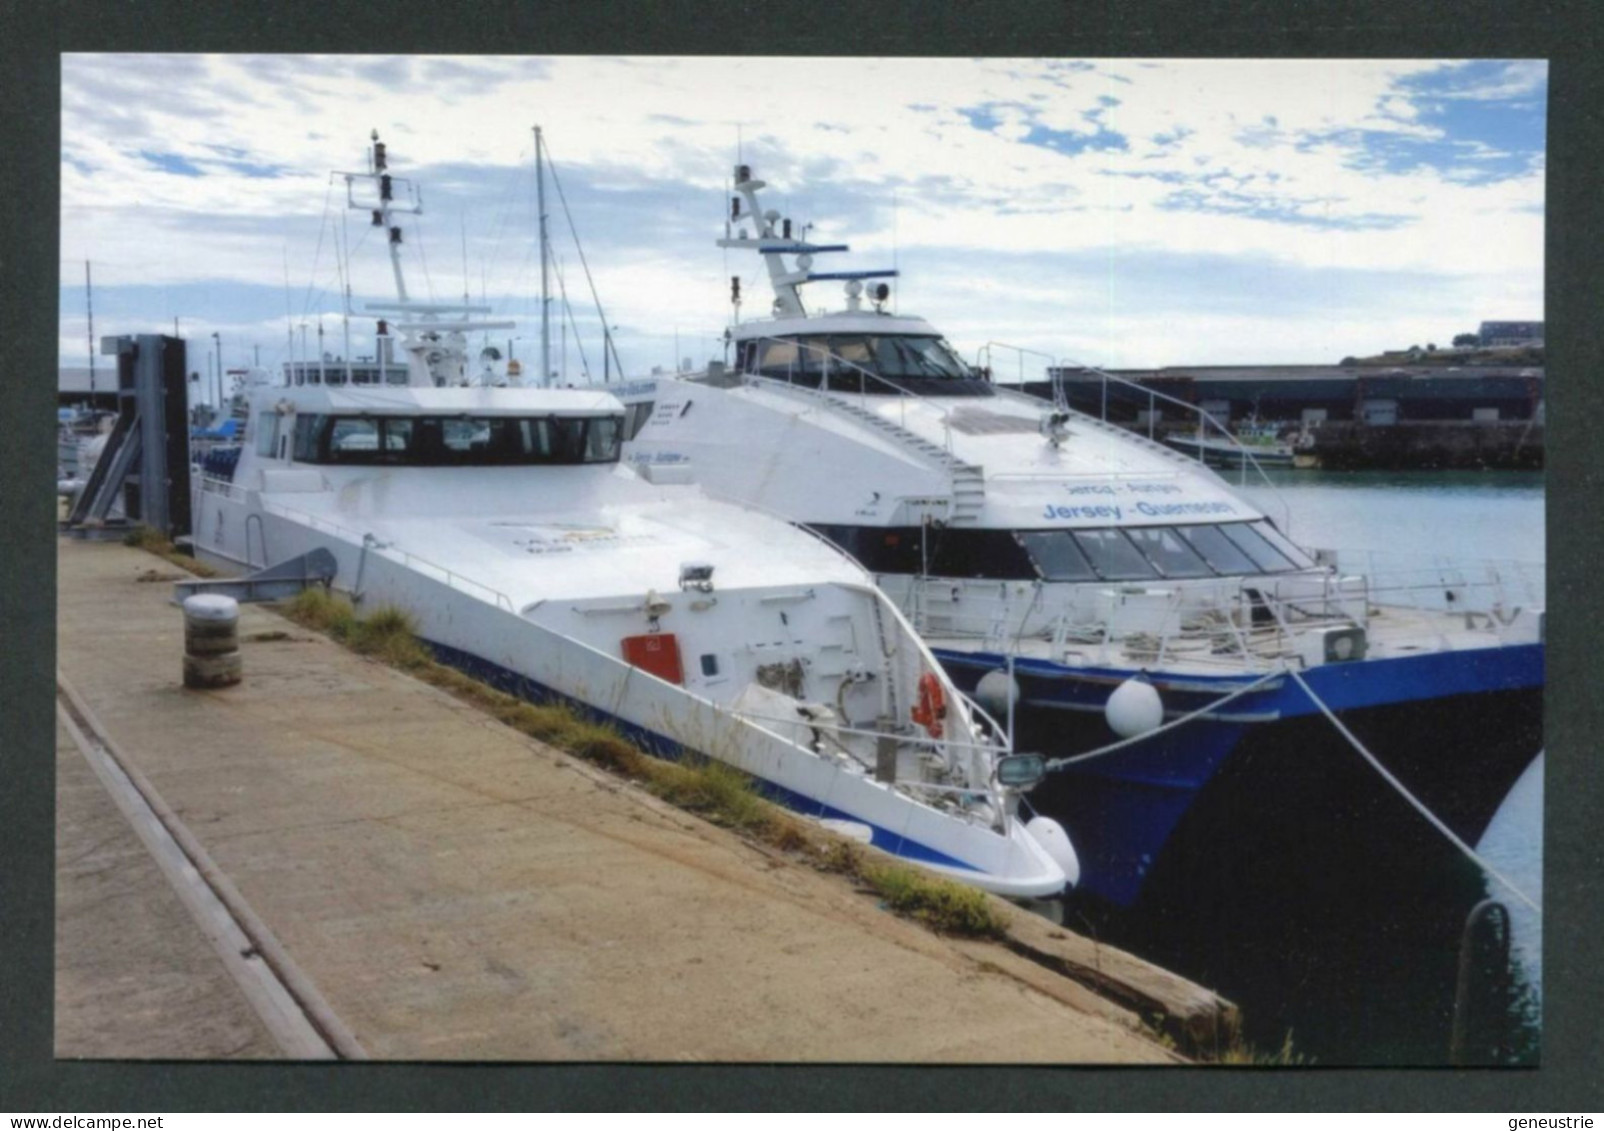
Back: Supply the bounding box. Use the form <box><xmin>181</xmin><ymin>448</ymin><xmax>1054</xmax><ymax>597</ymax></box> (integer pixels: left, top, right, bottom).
<box><xmin>936</xmin><ymin>641</ymin><xmax>1543</xmax><ymax>909</ymax></box>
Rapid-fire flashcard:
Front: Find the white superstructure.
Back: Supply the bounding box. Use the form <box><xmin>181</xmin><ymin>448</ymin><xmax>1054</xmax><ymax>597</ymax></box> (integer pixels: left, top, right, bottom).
<box><xmin>622</xmin><ymin>163</ymin><xmax>1544</xmax><ymax>671</ymax></box>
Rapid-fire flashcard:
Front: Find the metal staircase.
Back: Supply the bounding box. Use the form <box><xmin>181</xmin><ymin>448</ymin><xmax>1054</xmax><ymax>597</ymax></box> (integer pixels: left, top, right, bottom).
<box><xmin>758</xmin><ymin>379</ymin><xmax>987</xmax><ymax>524</ymax></box>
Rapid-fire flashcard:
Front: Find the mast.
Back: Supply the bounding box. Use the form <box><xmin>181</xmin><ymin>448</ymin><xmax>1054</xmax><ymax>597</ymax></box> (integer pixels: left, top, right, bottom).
<box><xmin>714</xmin><ymin>164</ymin><xmax>896</xmax><ymax>321</ymax></box>
<box><xmin>535</xmin><ymin>125</ymin><xmax>551</xmax><ymax>389</ymax></box>
<box><xmin>340</xmin><ymin>130</ymin><xmax>511</xmax><ymax>388</ymax></box>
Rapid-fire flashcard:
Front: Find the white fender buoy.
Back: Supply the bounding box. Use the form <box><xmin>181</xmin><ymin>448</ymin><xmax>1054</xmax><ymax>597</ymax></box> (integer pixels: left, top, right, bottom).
<box><xmin>973</xmin><ymin>669</ymin><xmax>1020</xmax><ymax>716</ymax></box>
<box><xmin>1105</xmin><ymin>675</ymin><xmax>1163</xmax><ymax>738</ymax></box>
<box><xmin>1025</xmin><ymin>816</ymin><xmax>1080</xmax><ymax>888</ymax></box>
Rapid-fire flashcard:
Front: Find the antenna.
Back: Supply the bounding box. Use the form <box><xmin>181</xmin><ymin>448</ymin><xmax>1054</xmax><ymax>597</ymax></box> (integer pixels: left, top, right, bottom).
<box><xmin>337</xmin><ymin>200</ymin><xmax>353</xmax><ymax>384</ymax></box>
<box><xmin>84</xmin><ymin>260</ymin><xmax>96</xmax><ymax>398</ymax></box>
<box><xmin>283</xmin><ymin>244</ymin><xmax>295</xmax><ymax>380</ymax></box>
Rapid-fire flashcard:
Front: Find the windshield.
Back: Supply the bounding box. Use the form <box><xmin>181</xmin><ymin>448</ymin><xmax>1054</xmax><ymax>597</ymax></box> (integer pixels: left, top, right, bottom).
<box><xmin>294</xmin><ymin>413</ymin><xmax>624</xmax><ymax>466</ymax></box>
<box><xmin>738</xmin><ymin>333</ymin><xmax>993</xmax><ymax>396</ymax></box>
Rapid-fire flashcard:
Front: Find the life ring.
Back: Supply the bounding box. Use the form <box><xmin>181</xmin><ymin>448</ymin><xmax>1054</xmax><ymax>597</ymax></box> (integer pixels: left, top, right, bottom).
<box><xmin>910</xmin><ymin>671</ymin><xmax>947</xmax><ymax>739</ymax></box>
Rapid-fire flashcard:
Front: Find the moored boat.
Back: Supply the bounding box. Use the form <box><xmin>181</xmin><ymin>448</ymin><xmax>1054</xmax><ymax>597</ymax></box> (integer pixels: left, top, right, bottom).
<box><xmin>615</xmin><ymin>161</ymin><xmax>1545</xmax><ymax>918</ymax></box>
<box><xmin>186</xmin><ymin>135</ymin><xmax>1075</xmax><ymax>899</ymax></box>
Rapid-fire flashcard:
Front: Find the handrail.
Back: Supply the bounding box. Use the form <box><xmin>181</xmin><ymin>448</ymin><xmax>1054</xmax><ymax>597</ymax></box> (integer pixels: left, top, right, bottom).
<box><xmin>981</xmin><ymin>345</ymin><xmax>1296</xmax><ymax>536</ymax></box>
<box><xmin>977</xmin><ymin>342</ymin><xmax>1063</xmax><ymax>408</ymax></box>
<box><xmin>256</xmin><ymin>497</ymin><xmax>517</xmax><ymax>612</ymax></box>
<box><xmin>1056</xmin><ymin>355</ymin><xmax>1295</xmax><ymax>530</ymax></box>
<box><xmin>901</xmin><ymin>558</ymin><xmax>1540</xmax><ymax>669</ymax></box>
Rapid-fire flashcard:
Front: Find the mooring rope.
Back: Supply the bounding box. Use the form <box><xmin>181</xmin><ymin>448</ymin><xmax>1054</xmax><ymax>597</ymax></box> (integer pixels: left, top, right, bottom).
<box><xmin>1043</xmin><ymin>667</ymin><xmax>1287</xmax><ymax>772</ymax></box>
<box><xmin>1036</xmin><ymin>661</ymin><xmax>1540</xmax><ymax>914</ymax></box>
<box><xmin>1287</xmin><ymin>668</ymin><xmax>1541</xmax><ymax>914</ymax></box>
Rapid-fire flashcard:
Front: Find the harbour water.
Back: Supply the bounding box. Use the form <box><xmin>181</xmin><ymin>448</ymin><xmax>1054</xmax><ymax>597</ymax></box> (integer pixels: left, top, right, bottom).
<box><xmin>1216</xmin><ymin>468</ymin><xmax>1545</xmax><ymax>1062</ymax></box>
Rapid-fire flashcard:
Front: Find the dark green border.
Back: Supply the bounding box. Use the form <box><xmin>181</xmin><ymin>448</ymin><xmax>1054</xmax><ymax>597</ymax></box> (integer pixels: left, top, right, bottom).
<box><xmin>5</xmin><ymin>0</ymin><xmax>1600</xmax><ymax>1111</ymax></box>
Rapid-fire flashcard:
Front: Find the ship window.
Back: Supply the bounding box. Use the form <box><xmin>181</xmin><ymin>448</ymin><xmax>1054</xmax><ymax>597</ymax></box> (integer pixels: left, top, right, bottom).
<box><xmin>746</xmin><ymin>333</ymin><xmax>988</xmax><ymax>395</ymax></box>
<box><xmin>1017</xmin><ymin>532</ymin><xmax>1098</xmax><ymax>581</ymax></box>
<box><xmin>1125</xmin><ymin>527</ymin><xmax>1216</xmax><ymax>578</ymax></box>
<box><xmin>700</xmin><ymin>654</ymin><xmax>720</xmax><ymax>677</ymax></box>
<box><xmin>292</xmin><ymin>414</ymin><xmax>324</xmax><ymax>460</ymax></box>
<box><xmin>1249</xmin><ymin>521</ymin><xmax>1316</xmax><ymax>569</ymax></box>
<box><xmin>757</xmin><ymin>339</ymin><xmax>800</xmax><ymax>372</ymax></box>
<box><xmin>1070</xmin><ymin>529</ymin><xmax>1160</xmax><ymax>581</ymax></box>
<box><xmin>1218</xmin><ymin>523</ymin><xmax>1296</xmax><ymax>572</ymax></box>
<box><xmin>927</xmin><ymin>528</ymin><xmax>1037</xmax><ymax>578</ymax></box>
<box><xmin>1174</xmin><ymin>524</ymin><xmax>1259</xmax><ymax>575</ymax></box>
<box><xmin>377</xmin><ymin>418</ymin><xmax>413</xmax><ymax>461</ymax></box>
<box><xmin>622</xmin><ymin>401</ymin><xmax>655</xmax><ymax>440</ymax></box>
<box><xmin>584</xmin><ymin>416</ymin><xmax>622</xmax><ymax>462</ymax></box>
<box><xmin>871</xmin><ymin>335</ymin><xmax>969</xmax><ymax>380</ymax></box>
<box><xmin>309</xmin><ymin>414</ymin><xmax>625</xmax><ymax>466</ymax></box>
<box><xmin>330</xmin><ymin>418</ymin><xmax>380</xmax><ymax>453</ymax></box>
<box><xmin>254</xmin><ymin>413</ymin><xmax>280</xmax><ymax>457</ymax></box>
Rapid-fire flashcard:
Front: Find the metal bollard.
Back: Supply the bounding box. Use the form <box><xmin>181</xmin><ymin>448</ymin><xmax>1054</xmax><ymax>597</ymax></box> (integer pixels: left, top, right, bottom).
<box><xmin>1450</xmin><ymin>898</ymin><xmax>1512</xmax><ymax>1065</ymax></box>
<box><xmin>183</xmin><ymin>594</ymin><xmax>242</xmax><ymax>689</ymax></box>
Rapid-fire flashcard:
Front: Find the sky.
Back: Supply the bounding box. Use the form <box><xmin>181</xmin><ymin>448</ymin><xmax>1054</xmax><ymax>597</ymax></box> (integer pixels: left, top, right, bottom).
<box><xmin>59</xmin><ymin>55</ymin><xmax>1546</xmax><ymax>398</ymax></box>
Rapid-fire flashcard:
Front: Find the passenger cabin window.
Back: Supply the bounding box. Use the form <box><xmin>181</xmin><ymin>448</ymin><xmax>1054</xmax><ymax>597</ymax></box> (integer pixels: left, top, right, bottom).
<box><xmin>1071</xmin><ymin>529</ymin><xmax>1160</xmax><ymax>581</ymax></box>
<box><xmin>290</xmin><ymin>414</ymin><xmax>626</xmax><ymax>466</ymax></box>
<box><xmin>813</xmin><ymin>520</ymin><xmax>1316</xmax><ymax>583</ymax></box>
<box><xmin>1124</xmin><ymin>527</ymin><xmax>1215</xmax><ymax>579</ymax></box>
<box><xmin>1173</xmin><ymin>524</ymin><xmax>1260</xmax><ymax>575</ymax></box>
<box><xmin>1218</xmin><ymin>524</ymin><xmax>1297</xmax><ymax>572</ymax></box>
<box><xmin>1016</xmin><ymin>532</ymin><xmax>1098</xmax><ymax>582</ymax></box>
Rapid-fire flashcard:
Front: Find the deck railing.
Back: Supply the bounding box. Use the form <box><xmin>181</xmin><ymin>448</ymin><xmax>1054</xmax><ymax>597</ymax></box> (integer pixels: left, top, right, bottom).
<box><xmin>899</xmin><ymin>557</ymin><xmax>1543</xmax><ymax>670</ymax></box>
<box><xmin>977</xmin><ymin>342</ymin><xmax>1296</xmax><ymax>533</ymax></box>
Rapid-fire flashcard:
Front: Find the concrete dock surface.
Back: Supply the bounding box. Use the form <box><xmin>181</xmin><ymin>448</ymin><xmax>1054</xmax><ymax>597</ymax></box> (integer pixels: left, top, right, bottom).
<box><xmin>56</xmin><ymin>535</ymin><xmax>1212</xmax><ymax>1062</ymax></box>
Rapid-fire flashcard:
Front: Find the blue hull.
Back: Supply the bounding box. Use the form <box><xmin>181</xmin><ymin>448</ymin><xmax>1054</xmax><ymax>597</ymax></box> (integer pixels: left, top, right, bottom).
<box><xmin>936</xmin><ymin>642</ymin><xmax>1544</xmax><ymax>909</ymax></box>
<box><xmin>422</xmin><ymin>639</ymin><xmax>983</xmax><ymax>875</ymax></box>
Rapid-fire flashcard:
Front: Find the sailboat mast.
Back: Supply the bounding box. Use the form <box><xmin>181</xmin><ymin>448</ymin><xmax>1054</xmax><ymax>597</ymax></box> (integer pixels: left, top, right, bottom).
<box><xmin>535</xmin><ymin>125</ymin><xmax>551</xmax><ymax>389</ymax></box>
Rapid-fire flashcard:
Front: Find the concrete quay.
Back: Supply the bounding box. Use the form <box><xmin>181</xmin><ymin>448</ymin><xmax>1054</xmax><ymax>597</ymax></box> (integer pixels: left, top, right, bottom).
<box><xmin>56</xmin><ymin>535</ymin><xmax>1227</xmax><ymax>1062</ymax></box>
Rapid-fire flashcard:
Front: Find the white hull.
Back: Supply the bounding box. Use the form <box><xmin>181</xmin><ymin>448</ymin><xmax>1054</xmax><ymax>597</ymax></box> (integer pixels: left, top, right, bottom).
<box><xmin>192</xmin><ymin>487</ymin><xmax>1067</xmax><ymax>898</ymax></box>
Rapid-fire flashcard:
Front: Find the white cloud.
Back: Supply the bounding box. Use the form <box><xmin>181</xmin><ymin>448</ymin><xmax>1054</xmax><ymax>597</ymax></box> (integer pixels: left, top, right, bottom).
<box><xmin>60</xmin><ymin>54</ymin><xmax>1545</xmax><ymax>370</ymax></box>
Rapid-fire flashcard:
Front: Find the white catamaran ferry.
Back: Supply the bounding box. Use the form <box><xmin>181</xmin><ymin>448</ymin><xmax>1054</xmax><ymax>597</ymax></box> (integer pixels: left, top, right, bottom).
<box><xmin>618</xmin><ymin>162</ymin><xmax>1545</xmax><ymax>913</ymax></box>
<box><xmin>187</xmin><ymin>135</ymin><xmax>1077</xmax><ymax>899</ymax></box>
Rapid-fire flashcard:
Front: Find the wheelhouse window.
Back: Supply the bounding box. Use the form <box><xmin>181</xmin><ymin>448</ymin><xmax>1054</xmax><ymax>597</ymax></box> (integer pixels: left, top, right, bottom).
<box><xmin>254</xmin><ymin>412</ymin><xmax>280</xmax><ymax>457</ymax></box>
<box><xmin>739</xmin><ymin>333</ymin><xmax>992</xmax><ymax>396</ymax></box>
<box><xmin>291</xmin><ymin>414</ymin><xmax>625</xmax><ymax>466</ymax></box>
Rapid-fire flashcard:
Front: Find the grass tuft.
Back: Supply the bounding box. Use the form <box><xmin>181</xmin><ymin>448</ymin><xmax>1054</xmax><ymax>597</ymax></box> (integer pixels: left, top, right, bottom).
<box><xmin>283</xmin><ymin>587</ymin><xmax>357</xmax><ymax>635</ymax></box>
<box><xmin>122</xmin><ymin>524</ymin><xmax>220</xmax><ymax>577</ymax></box>
<box><xmin>267</xmin><ymin>583</ymin><xmax>1011</xmax><ymax>941</ymax></box>
<box><xmin>647</xmin><ymin>758</ymin><xmax>774</xmax><ymax>832</ymax></box>
<box><xmin>1214</xmin><ymin>1029</ymin><xmax>1308</xmax><ymax>1066</ymax></box>
<box><xmin>861</xmin><ymin>862</ymin><xmax>1010</xmax><ymax>938</ymax></box>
